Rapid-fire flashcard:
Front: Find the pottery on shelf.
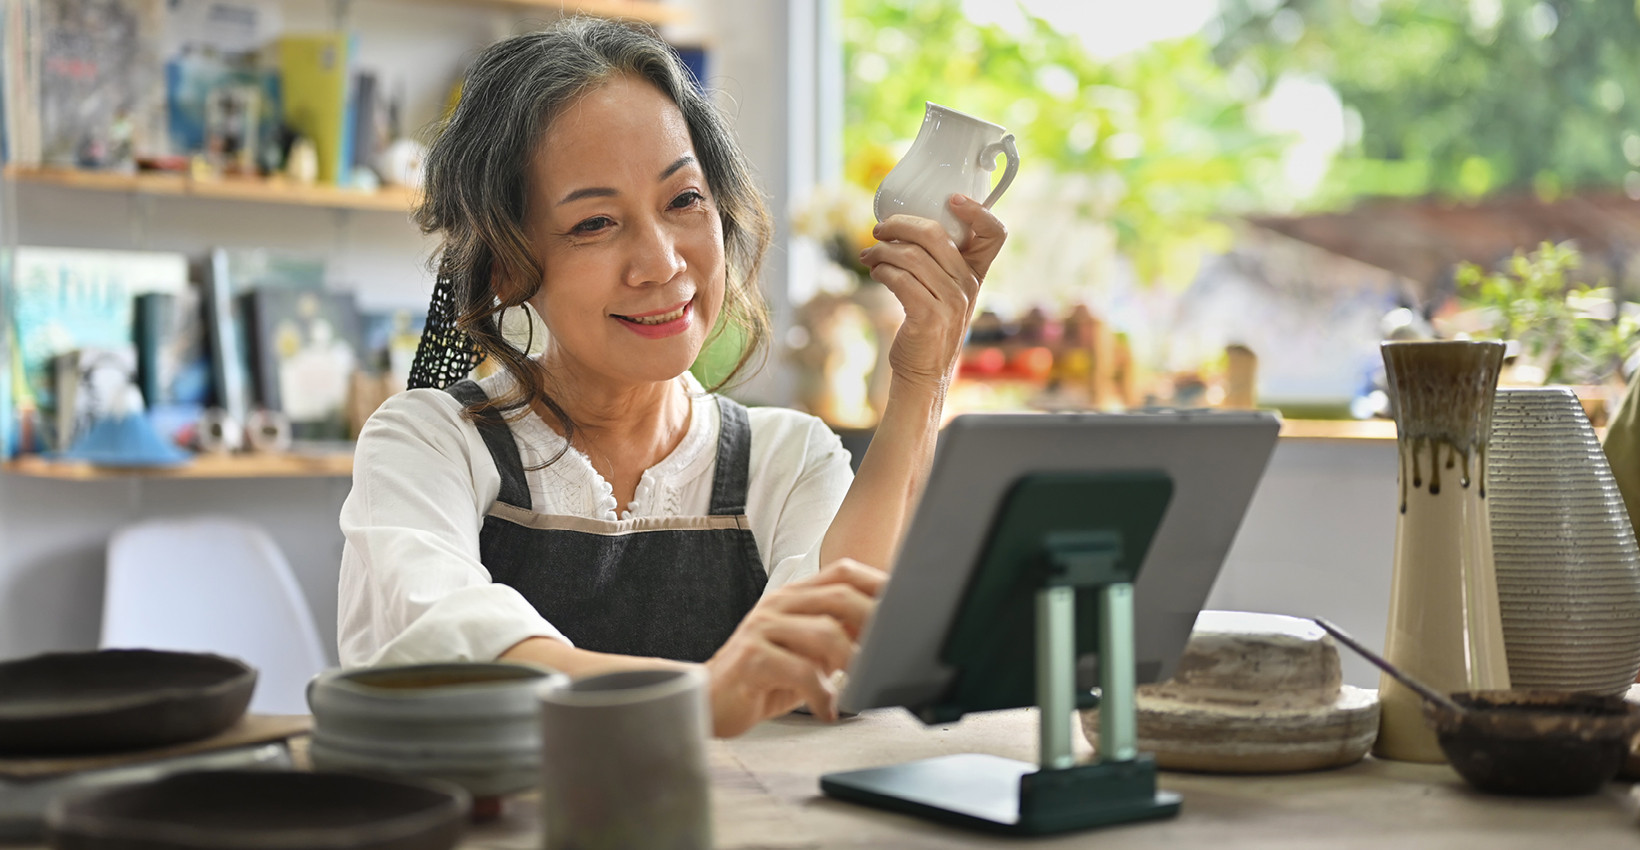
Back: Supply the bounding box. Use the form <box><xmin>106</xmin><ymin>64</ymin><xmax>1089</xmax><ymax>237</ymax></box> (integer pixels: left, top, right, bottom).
<box><xmin>307</xmin><ymin>662</ymin><xmax>561</xmax><ymax>798</ymax></box>
<box><xmin>1487</xmin><ymin>386</ymin><xmax>1640</xmax><ymax>695</ymax></box>
<box><xmin>1375</xmin><ymin>340</ymin><xmax>1511</xmax><ymax>764</ymax></box>
<box><xmin>1079</xmin><ymin>611</ymin><xmax>1379</xmax><ymax>773</ymax></box>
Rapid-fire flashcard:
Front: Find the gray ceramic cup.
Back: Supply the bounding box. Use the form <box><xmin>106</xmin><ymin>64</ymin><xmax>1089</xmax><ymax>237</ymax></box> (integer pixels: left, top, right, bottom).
<box><xmin>537</xmin><ymin>667</ymin><xmax>711</xmax><ymax>850</ymax></box>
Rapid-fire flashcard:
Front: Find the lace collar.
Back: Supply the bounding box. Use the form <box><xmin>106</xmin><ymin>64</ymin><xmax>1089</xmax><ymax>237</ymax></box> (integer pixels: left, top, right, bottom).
<box><xmin>479</xmin><ymin>371</ymin><xmax>717</xmax><ymax>521</ymax></box>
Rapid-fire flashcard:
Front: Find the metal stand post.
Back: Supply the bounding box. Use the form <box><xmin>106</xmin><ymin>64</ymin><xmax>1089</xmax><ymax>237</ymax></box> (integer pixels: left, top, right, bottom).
<box><xmin>1098</xmin><ymin>582</ymin><xmax>1137</xmax><ymax>763</ymax></box>
<box><xmin>1035</xmin><ymin>585</ymin><xmax>1075</xmax><ymax>770</ymax></box>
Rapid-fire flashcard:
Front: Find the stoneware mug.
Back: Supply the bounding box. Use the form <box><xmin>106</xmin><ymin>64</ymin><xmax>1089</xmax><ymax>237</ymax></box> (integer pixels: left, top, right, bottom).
<box><xmin>538</xmin><ymin>667</ymin><xmax>712</xmax><ymax>850</ymax></box>
<box><xmin>874</xmin><ymin>101</ymin><xmax>1021</xmax><ymax>245</ymax></box>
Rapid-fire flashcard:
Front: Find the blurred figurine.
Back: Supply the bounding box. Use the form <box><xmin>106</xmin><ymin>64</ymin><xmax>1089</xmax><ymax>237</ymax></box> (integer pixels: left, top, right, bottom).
<box><xmin>286</xmin><ymin>136</ymin><xmax>320</xmax><ymax>185</ymax></box>
<box><xmin>968</xmin><ymin>310</ymin><xmax>1008</xmax><ymax>345</ymax></box>
<box><xmin>1224</xmin><ymin>344</ymin><xmax>1258</xmax><ymax>410</ymax></box>
<box><xmin>789</xmin><ymin>292</ymin><xmax>876</xmax><ymax>428</ymax></box>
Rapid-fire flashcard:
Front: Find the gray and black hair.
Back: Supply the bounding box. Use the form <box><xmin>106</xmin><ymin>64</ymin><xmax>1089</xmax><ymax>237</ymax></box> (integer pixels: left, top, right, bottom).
<box><xmin>409</xmin><ymin>16</ymin><xmax>773</xmax><ymax>442</ymax></box>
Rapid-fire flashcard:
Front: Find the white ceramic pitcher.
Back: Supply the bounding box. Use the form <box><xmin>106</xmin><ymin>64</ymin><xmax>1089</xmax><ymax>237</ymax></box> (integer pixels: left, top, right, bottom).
<box><xmin>874</xmin><ymin>102</ymin><xmax>1020</xmax><ymax>244</ymax></box>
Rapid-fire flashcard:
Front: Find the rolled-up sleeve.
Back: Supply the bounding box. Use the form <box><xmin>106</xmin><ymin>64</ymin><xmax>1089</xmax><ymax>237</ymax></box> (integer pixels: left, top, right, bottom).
<box><xmin>337</xmin><ymin>389</ymin><xmax>569</xmax><ymax>667</ymax></box>
<box><xmin>750</xmin><ymin>410</ymin><xmax>854</xmax><ymax>590</ymax></box>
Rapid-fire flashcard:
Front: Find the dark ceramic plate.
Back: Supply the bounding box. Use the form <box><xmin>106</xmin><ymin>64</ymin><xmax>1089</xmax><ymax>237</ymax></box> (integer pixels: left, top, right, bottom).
<box><xmin>45</xmin><ymin>770</ymin><xmax>469</xmax><ymax>850</ymax></box>
<box><xmin>0</xmin><ymin>649</ymin><xmax>256</xmax><ymax>756</ymax></box>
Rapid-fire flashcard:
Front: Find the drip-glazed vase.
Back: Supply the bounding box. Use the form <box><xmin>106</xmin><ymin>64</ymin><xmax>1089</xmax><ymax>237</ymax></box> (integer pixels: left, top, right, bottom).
<box><xmin>1375</xmin><ymin>340</ymin><xmax>1511</xmax><ymax>763</ymax></box>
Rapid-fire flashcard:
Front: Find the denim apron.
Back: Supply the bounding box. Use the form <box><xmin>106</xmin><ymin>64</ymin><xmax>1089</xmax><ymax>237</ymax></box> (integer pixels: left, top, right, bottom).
<box><xmin>446</xmin><ymin>380</ymin><xmax>767</xmax><ymax>663</ymax></box>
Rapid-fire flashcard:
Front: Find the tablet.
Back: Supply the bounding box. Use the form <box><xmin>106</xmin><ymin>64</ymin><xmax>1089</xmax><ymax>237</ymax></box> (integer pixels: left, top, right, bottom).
<box><xmin>839</xmin><ymin>409</ymin><xmax>1282</xmax><ymax>717</ymax></box>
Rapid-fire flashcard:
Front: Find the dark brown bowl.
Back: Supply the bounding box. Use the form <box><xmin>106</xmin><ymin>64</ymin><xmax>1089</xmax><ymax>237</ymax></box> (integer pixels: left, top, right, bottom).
<box><xmin>0</xmin><ymin>649</ymin><xmax>257</xmax><ymax>755</ymax></box>
<box><xmin>45</xmin><ymin>770</ymin><xmax>469</xmax><ymax>850</ymax></box>
<box><xmin>1422</xmin><ymin>689</ymin><xmax>1640</xmax><ymax>796</ymax></box>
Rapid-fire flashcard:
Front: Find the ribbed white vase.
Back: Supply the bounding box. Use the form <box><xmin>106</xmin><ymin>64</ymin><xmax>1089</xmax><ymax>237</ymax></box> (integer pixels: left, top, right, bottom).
<box><xmin>1488</xmin><ymin>386</ymin><xmax>1640</xmax><ymax>695</ymax></box>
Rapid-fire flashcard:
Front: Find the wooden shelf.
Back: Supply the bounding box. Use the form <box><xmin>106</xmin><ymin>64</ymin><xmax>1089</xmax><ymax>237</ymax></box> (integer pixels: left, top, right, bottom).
<box><xmin>4</xmin><ymin>167</ymin><xmax>420</xmax><ymax>212</ymax></box>
<box><xmin>3</xmin><ymin>451</ymin><xmax>354</xmax><ymax>480</ymax></box>
<box><xmin>1278</xmin><ymin>418</ymin><xmax>1397</xmax><ymax>441</ymax></box>
<box><xmin>466</xmin><ymin>0</ymin><xmax>687</xmax><ymax>23</ymax></box>
<box><xmin>0</xmin><ymin>420</ymin><xmax>1399</xmax><ymax>481</ymax></box>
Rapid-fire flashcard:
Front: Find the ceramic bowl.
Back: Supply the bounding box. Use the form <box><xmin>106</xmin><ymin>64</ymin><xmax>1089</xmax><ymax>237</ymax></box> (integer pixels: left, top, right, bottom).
<box><xmin>0</xmin><ymin>649</ymin><xmax>255</xmax><ymax>755</ymax></box>
<box><xmin>1422</xmin><ymin>689</ymin><xmax>1640</xmax><ymax>796</ymax></box>
<box><xmin>45</xmin><ymin>769</ymin><xmax>467</xmax><ymax>850</ymax></box>
<box><xmin>308</xmin><ymin>662</ymin><xmax>563</xmax><ymax>798</ymax></box>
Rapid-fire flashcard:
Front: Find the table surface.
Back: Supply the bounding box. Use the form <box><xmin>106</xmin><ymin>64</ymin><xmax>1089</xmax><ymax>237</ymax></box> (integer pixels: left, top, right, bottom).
<box><xmin>12</xmin><ymin>708</ymin><xmax>1636</xmax><ymax>849</ymax></box>
<box><xmin>451</xmin><ymin>708</ymin><xmax>1639</xmax><ymax>850</ymax></box>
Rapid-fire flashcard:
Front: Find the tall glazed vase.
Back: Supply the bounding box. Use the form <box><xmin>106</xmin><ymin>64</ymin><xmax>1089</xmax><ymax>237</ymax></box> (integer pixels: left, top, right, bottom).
<box><xmin>1375</xmin><ymin>340</ymin><xmax>1512</xmax><ymax>763</ymax></box>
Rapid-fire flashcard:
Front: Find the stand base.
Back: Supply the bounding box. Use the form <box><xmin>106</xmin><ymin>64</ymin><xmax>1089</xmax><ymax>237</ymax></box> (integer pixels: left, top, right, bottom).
<box><xmin>820</xmin><ymin>753</ymin><xmax>1180</xmax><ymax>836</ymax></box>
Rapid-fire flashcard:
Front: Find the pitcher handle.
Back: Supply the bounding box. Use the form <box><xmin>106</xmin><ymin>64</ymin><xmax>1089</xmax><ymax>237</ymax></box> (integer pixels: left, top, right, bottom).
<box><xmin>980</xmin><ymin>134</ymin><xmax>1020</xmax><ymax>209</ymax></box>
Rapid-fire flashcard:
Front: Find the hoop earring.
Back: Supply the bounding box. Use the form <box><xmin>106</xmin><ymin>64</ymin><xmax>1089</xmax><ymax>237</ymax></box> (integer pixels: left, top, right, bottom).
<box><xmin>499</xmin><ymin>302</ymin><xmax>549</xmax><ymax>357</ymax></box>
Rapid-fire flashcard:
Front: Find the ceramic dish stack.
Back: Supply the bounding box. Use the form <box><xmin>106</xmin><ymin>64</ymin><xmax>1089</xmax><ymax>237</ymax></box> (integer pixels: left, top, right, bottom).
<box><xmin>1488</xmin><ymin>387</ymin><xmax>1640</xmax><ymax>695</ymax></box>
<box><xmin>0</xmin><ymin>649</ymin><xmax>270</xmax><ymax>841</ymax></box>
<box><xmin>308</xmin><ymin>663</ymin><xmax>561</xmax><ymax>801</ymax></box>
<box><xmin>1079</xmin><ymin>611</ymin><xmax>1379</xmax><ymax>773</ymax></box>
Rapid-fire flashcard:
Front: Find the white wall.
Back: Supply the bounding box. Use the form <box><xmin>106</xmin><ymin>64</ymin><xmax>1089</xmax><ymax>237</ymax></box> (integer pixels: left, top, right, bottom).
<box><xmin>1205</xmin><ymin>437</ymin><xmax>1400</xmax><ymax>690</ymax></box>
<box><xmin>0</xmin><ymin>474</ymin><xmax>354</xmax><ymax>663</ymax></box>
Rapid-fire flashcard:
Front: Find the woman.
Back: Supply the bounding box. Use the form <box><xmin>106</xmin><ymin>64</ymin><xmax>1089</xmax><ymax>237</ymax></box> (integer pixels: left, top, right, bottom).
<box><xmin>337</xmin><ymin>17</ymin><xmax>1007</xmax><ymax>737</ymax></box>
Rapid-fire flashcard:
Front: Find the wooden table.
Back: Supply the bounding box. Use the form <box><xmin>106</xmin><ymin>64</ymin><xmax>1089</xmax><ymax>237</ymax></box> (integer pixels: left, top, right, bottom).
<box><xmin>452</xmin><ymin>708</ymin><xmax>1640</xmax><ymax>850</ymax></box>
<box><xmin>13</xmin><ymin>709</ymin><xmax>1636</xmax><ymax>848</ymax></box>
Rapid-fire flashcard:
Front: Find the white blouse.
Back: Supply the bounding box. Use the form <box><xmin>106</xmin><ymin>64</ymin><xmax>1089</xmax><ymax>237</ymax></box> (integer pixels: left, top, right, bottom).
<box><xmin>337</xmin><ymin>371</ymin><xmax>854</xmax><ymax>667</ymax></box>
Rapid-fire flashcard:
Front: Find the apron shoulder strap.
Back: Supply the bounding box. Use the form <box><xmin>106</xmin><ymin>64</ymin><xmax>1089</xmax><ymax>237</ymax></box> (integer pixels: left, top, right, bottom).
<box><xmin>708</xmin><ymin>395</ymin><xmax>754</xmax><ymax>517</ymax></box>
<box><xmin>445</xmin><ymin>379</ymin><xmax>532</xmax><ymax>511</ymax></box>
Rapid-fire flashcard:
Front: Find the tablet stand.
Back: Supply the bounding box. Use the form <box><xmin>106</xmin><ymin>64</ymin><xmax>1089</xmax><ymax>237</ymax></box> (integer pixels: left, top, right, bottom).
<box><xmin>821</xmin><ymin>473</ymin><xmax>1181</xmax><ymax>835</ymax></box>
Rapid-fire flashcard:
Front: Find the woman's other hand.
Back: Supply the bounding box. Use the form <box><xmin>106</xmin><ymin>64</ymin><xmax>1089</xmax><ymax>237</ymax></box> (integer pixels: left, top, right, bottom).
<box><xmin>703</xmin><ymin>558</ymin><xmax>886</xmax><ymax>738</ymax></box>
<box><xmin>860</xmin><ymin>195</ymin><xmax>1008</xmax><ymax>392</ymax></box>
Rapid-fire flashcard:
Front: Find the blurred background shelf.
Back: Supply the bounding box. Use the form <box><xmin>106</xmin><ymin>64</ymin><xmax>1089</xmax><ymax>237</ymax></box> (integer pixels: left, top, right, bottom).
<box><xmin>458</xmin><ymin>0</ymin><xmax>686</xmax><ymax>23</ymax></box>
<box><xmin>0</xmin><ymin>419</ymin><xmax>1393</xmax><ymax>482</ymax></box>
<box><xmin>2</xmin><ymin>167</ymin><xmax>418</xmax><ymax>212</ymax></box>
<box><xmin>2</xmin><ymin>452</ymin><xmax>355</xmax><ymax>481</ymax></box>
<box><xmin>1278</xmin><ymin>419</ymin><xmax>1395</xmax><ymax>441</ymax></box>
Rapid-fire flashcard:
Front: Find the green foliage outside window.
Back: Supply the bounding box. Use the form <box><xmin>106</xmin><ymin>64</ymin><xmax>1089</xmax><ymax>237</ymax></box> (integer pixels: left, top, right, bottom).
<box><xmin>841</xmin><ymin>0</ymin><xmax>1291</xmax><ymax>288</ymax></box>
<box><xmin>1457</xmin><ymin>242</ymin><xmax>1640</xmax><ymax>385</ymax></box>
<box><xmin>1213</xmin><ymin>0</ymin><xmax>1640</xmax><ymax>204</ymax></box>
<box><xmin>841</xmin><ymin>0</ymin><xmax>1640</xmax><ymax>381</ymax></box>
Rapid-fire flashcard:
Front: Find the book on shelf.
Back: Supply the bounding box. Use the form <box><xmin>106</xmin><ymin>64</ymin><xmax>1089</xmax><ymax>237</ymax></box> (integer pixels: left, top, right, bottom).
<box><xmin>204</xmin><ymin>247</ymin><xmax>325</xmax><ymax>424</ymax></box>
<box><xmin>134</xmin><ymin>289</ymin><xmax>210</xmax><ymax>443</ymax></box>
<box><xmin>37</xmin><ymin>0</ymin><xmax>168</xmax><ymax>170</ymax></box>
<box><xmin>277</xmin><ymin>31</ymin><xmax>356</xmax><ymax>186</ymax></box>
<box><xmin>349</xmin><ymin>68</ymin><xmax>384</xmax><ymax>179</ymax></box>
<box><xmin>52</xmin><ymin>344</ymin><xmax>137</xmax><ymax>452</ymax></box>
<box><xmin>134</xmin><ymin>290</ymin><xmax>209</xmax><ymax>409</ymax></box>
<box><xmin>675</xmin><ymin>44</ymin><xmax>707</xmax><ymax>92</ymax></box>
<box><xmin>3</xmin><ymin>0</ymin><xmax>44</xmax><ymax>166</ymax></box>
<box><xmin>164</xmin><ymin>0</ymin><xmax>284</xmax><ymax>167</ymax></box>
<box><xmin>242</xmin><ymin>287</ymin><xmax>364</xmax><ymax>441</ymax></box>
<box><xmin>361</xmin><ymin>307</ymin><xmax>425</xmax><ymax>389</ymax></box>
<box><xmin>9</xmin><ymin>246</ymin><xmax>189</xmax><ymax>451</ymax></box>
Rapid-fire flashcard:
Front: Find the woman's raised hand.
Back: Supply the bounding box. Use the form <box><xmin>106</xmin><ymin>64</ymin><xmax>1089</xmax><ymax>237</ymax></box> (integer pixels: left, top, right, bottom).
<box><xmin>860</xmin><ymin>195</ymin><xmax>1008</xmax><ymax>392</ymax></box>
<box><xmin>702</xmin><ymin>559</ymin><xmax>886</xmax><ymax>738</ymax></box>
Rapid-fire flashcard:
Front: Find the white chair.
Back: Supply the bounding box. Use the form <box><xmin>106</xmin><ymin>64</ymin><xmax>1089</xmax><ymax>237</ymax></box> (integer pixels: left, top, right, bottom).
<box><xmin>102</xmin><ymin>516</ymin><xmax>329</xmax><ymax>715</ymax></box>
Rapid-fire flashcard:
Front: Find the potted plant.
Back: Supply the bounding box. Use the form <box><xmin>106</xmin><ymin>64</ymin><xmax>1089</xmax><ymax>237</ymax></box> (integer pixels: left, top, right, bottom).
<box><xmin>1452</xmin><ymin>241</ymin><xmax>1639</xmax><ymax>424</ymax></box>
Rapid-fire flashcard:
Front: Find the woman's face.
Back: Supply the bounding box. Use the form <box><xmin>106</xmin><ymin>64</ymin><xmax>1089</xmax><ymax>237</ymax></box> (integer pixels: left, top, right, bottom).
<box><xmin>521</xmin><ymin>74</ymin><xmax>726</xmax><ymax>390</ymax></box>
